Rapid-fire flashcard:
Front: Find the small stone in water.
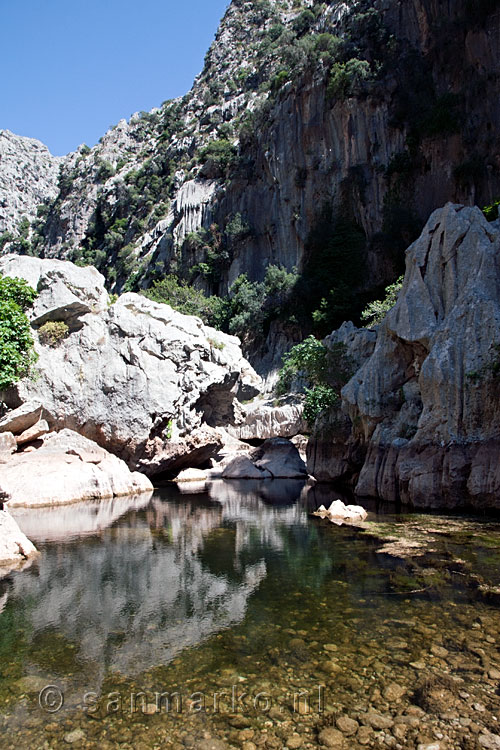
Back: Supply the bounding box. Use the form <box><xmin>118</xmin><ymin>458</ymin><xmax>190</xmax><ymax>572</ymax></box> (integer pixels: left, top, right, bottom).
<box><xmin>383</xmin><ymin>682</ymin><xmax>406</xmax><ymax>702</ymax></box>
<box><xmin>318</xmin><ymin>726</ymin><xmax>345</xmax><ymax>748</ymax></box>
<box><xmin>320</xmin><ymin>660</ymin><xmax>342</xmax><ymax>674</ymax></box>
<box><xmin>364</xmin><ymin>711</ymin><xmax>394</xmax><ymax>730</ymax></box>
<box><xmin>64</xmin><ymin>729</ymin><xmax>85</xmax><ymax>744</ymax></box>
<box><xmin>357</xmin><ymin>725</ymin><xmax>373</xmax><ymax>745</ymax></box>
<box><xmin>335</xmin><ymin>714</ymin><xmax>359</xmax><ymax>735</ymax></box>
<box><xmin>478</xmin><ymin>733</ymin><xmax>500</xmax><ymax>749</ymax></box>
<box><xmin>286</xmin><ymin>734</ymin><xmax>303</xmax><ymax>749</ymax></box>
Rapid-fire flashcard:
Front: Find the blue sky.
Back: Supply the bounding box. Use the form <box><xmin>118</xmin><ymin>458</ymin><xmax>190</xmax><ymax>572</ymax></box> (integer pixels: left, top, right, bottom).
<box><xmin>1</xmin><ymin>0</ymin><xmax>229</xmax><ymax>156</ymax></box>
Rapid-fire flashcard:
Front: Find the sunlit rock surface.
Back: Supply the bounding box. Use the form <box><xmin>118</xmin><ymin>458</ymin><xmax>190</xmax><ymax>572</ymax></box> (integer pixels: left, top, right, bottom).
<box><xmin>308</xmin><ymin>205</ymin><xmax>500</xmax><ymax>509</ymax></box>
<box><xmin>1</xmin><ymin>255</ymin><xmax>260</xmax><ymax>475</ymax></box>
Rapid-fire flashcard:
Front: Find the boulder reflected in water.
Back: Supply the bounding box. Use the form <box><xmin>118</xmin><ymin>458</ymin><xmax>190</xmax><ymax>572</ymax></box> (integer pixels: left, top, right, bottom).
<box><xmin>4</xmin><ymin>482</ymin><xmax>314</xmax><ymax>695</ymax></box>
<box><xmin>10</xmin><ymin>491</ymin><xmax>154</xmax><ymax>543</ymax></box>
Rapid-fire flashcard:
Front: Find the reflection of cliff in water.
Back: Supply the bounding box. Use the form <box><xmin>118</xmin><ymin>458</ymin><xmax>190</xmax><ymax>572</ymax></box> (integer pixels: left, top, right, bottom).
<box><xmin>10</xmin><ymin>492</ymin><xmax>153</xmax><ymax>543</ymax></box>
<box><xmin>3</xmin><ymin>481</ymin><xmax>327</xmax><ymax>692</ymax></box>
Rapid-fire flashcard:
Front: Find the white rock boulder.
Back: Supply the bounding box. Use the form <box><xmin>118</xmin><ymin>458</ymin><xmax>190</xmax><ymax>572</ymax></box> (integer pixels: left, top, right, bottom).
<box><xmin>0</xmin><ymin>255</ymin><xmax>261</xmax><ymax>475</ymax></box>
<box><xmin>0</xmin><ymin>508</ymin><xmax>38</xmax><ymax>577</ymax></box>
<box><xmin>0</xmin><ymin>429</ymin><xmax>153</xmax><ymax>507</ymax></box>
<box><xmin>308</xmin><ymin>204</ymin><xmax>500</xmax><ymax>509</ymax></box>
<box><xmin>313</xmin><ymin>500</ymin><xmax>367</xmax><ymax>525</ymax></box>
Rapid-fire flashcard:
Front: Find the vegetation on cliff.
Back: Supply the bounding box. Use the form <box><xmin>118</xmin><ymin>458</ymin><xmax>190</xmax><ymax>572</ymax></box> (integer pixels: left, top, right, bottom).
<box><xmin>0</xmin><ymin>276</ymin><xmax>38</xmax><ymax>391</ymax></box>
<box><xmin>2</xmin><ymin>0</ymin><xmax>500</xmax><ymax>354</ymax></box>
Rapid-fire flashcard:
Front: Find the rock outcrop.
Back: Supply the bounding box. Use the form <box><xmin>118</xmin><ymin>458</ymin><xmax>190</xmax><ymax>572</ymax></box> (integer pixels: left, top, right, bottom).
<box><xmin>0</xmin><ymin>428</ymin><xmax>153</xmax><ymax>507</ymax></box>
<box><xmin>308</xmin><ymin>204</ymin><xmax>500</xmax><ymax>509</ymax></box>
<box><xmin>222</xmin><ymin>438</ymin><xmax>308</xmax><ymax>480</ymax></box>
<box><xmin>227</xmin><ymin>395</ymin><xmax>306</xmax><ymax>441</ymax></box>
<box><xmin>313</xmin><ymin>499</ymin><xmax>368</xmax><ymax>525</ymax></box>
<box><xmin>0</xmin><ymin>130</ymin><xmax>63</xmax><ymax>235</ymax></box>
<box><xmin>2</xmin><ymin>0</ymin><xmax>499</xmax><ymax>309</ymax></box>
<box><xmin>0</xmin><ymin>507</ymin><xmax>38</xmax><ymax>577</ymax></box>
<box><xmin>0</xmin><ymin>255</ymin><xmax>260</xmax><ymax>475</ymax></box>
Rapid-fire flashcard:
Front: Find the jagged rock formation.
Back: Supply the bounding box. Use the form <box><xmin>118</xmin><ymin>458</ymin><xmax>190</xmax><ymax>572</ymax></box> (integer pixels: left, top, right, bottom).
<box><xmin>0</xmin><ymin>254</ymin><xmax>261</xmax><ymax>475</ymax></box>
<box><xmin>308</xmin><ymin>204</ymin><xmax>500</xmax><ymax>509</ymax></box>
<box><xmin>0</xmin><ymin>130</ymin><xmax>63</xmax><ymax>235</ymax></box>
<box><xmin>1</xmin><ymin>0</ymin><xmax>499</xmax><ymax>309</ymax></box>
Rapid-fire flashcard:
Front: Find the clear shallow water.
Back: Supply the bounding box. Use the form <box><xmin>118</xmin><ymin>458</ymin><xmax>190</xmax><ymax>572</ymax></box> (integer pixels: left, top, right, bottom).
<box><xmin>1</xmin><ymin>480</ymin><xmax>500</xmax><ymax>749</ymax></box>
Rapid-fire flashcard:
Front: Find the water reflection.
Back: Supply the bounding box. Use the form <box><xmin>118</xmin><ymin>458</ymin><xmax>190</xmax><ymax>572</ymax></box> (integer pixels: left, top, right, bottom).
<box><xmin>10</xmin><ymin>492</ymin><xmax>153</xmax><ymax>543</ymax></box>
<box><xmin>2</xmin><ymin>481</ymin><xmax>318</xmax><ymax>694</ymax></box>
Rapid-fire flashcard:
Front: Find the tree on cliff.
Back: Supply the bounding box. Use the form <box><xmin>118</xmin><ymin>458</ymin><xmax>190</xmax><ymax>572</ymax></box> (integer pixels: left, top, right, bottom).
<box><xmin>0</xmin><ymin>276</ymin><xmax>38</xmax><ymax>392</ymax></box>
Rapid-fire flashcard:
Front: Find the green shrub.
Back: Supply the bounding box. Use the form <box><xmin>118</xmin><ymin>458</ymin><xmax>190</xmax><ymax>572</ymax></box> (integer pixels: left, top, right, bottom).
<box><xmin>271</xmin><ymin>69</ymin><xmax>290</xmax><ymax>92</ymax></box>
<box><xmin>225</xmin><ymin>213</ymin><xmax>251</xmax><ymax>241</ymax></box>
<box><xmin>277</xmin><ymin>336</ymin><xmax>328</xmax><ymax>394</ymax></box>
<box><xmin>200</xmin><ymin>139</ymin><xmax>237</xmax><ymax>175</ymax></box>
<box><xmin>327</xmin><ymin>58</ymin><xmax>372</xmax><ymax>101</ymax></box>
<box><xmin>142</xmin><ymin>275</ymin><xmax>224</xmax><ymax>327</ymax></box>
<box><xmin>0</xmin><ymin>276</ymin><xmax>38</xmax><ymax>391</ymax></box>
<box><xmin>95</xmin><ymin>160</ymin><xmax>116</xmax><ymax>182</ymax></box>
<box><xmin>0</xmin><ymin>232</ymin><xmax>14</xmax><ymax>251</ymax></box>
<box><xmin>224</xmin><ymin>265</ymin><xmax>298</xmax><ymax>342</ymax></box>
<box><xmin>483</xmin><ymin>198</ymin><xmax>500</xmax><ymax>222</ymax></box>
<box><xmin>293</xmin><ymin>8</ymin><xmax>315</xmax><ymax>36</ymax></box>
<box><xmin>303</xmin><ymin>384</ymin><xmax>339</xmax><ymax>424</ymax></box>
<box><xmin>361</xmin><ymin>275</ymin><xmax>404</xmax><ymax>327</ymax></box>
<box><xmin>38</xmin><ymin>320</ymin><xmax>69</xmax><ymax>347</ymax></box>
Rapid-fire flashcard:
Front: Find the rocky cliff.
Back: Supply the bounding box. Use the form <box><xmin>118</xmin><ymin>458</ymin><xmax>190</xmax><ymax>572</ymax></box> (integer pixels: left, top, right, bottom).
<box><xmin>1</xmin><ymin>0</ymin><xmax>499</xmax><ymax>322</ymax></box>
<box><xmin>0</xmin><ymin>254</ymin><xmax>261</xmax><ymax>476</ymax></box>
<box><xmin>0</xmin><ymin>130</ymin><xmax>63</xmax><ymax>236</ymax></box>
<box><xmin>308</xmin><ymin>203</ymin><xmax>500</xmax><ymax>510</ymax></box>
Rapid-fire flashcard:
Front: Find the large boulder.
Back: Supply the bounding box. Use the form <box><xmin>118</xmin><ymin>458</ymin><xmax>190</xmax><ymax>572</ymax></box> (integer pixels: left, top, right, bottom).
<box><xmin>0</xmin><ymin>254</ymin><xmax>108</xmax><ymax>329</ymax></box>
<box><xmin>0</xmin><ymin>256</ymin><xmax>261</xmax><ymax>475</ymax></box>
<box><xmin>0</xmin><ymin>429</ymin><xmax>153</xmax><ymax>507</ymax></box>
<box><xmin>308</xmin><ymin>204</ymin><xmax>500</xmax><ymax>509</ymax></box>
<box><xmin>227</xmin><ymin>395</ymin><xmax>307</xmax><ymax>441</ymax></box>
<box><xmin>253</xmin><ymin>438</ymin><xmax>308</xmax><ymax>479</ymax></box>
<box><xmin>0</xmin><ymin>508</ymin><xmax>38</xmax><ymax>577</ymax></box>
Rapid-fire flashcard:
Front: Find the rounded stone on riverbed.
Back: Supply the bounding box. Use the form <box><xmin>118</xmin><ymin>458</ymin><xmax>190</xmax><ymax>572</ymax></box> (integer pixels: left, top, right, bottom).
<box><xmin>197</xmin><ymin>739</ymin><xmax>231</xmax><ymax>750</ymax></box>
<box><xmin>64</xmin><ymin>729</ymin><xmax>85</xmax><ymax>744</ymax></box>
<box><xmin>363</xmin><ymin>711</ymin><xmax>394</xmax><ymax>729</ymax></box>
<box><xmin>286</xmin><ymin>734</ymin><xmax>303</xmax><ymax>749</ymax></box>
<box><xmin>335</xmin><ymin>714</ymin><xmax>359</xmax><ymax>735</ymax></box>
<box><xmin>318</xmin><ymin>726</ymin><xmax>345</xmax><ymax>748</ymax></box>
<box><xmin>383</xmin><ymin>682</ymin><xmax>407</xmax><ymax>701</ymax></box>
<box><xmin>320</xmin><ymin>660</ymin><xmax>342</xmax><ymax>675</ymax></box>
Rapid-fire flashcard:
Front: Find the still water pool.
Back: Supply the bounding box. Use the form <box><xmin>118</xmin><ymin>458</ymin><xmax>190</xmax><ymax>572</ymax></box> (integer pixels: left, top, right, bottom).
<box><xmin>1</xmin><ymin>479</ymin><xmax>500</xmax><ymax>749</ymax></box>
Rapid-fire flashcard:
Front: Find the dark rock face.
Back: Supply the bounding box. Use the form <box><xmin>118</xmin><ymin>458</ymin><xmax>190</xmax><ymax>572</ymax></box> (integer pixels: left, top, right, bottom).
<box><xmin>308</xmin><ymin>205</ymin><xmax>500</xmax><ymax>510</ymax></box>
<box><xmin>2</xmin><ymin>0</ymin><xmax>500</xmax><ymax>302</ymax></box>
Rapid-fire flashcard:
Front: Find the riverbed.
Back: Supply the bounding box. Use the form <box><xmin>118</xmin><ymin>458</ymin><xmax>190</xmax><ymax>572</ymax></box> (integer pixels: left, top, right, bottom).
<box><xmin>1</xmin><ymin>480</ymin><xmax>500</xmax><ymax>749</ymax></box>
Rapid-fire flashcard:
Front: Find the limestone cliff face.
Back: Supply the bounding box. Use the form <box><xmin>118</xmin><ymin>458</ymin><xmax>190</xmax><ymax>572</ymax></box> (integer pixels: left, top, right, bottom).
<box><xmin>0</xmin><ymin>254</ymin><xmax>261</xmax><ymax>476</ymax></box>
<box><xmin>1</xmin><ymin>0</ymin><xmax>499</xmax><ymax>299</ymax></box>
<box><xmin>0</xmin><ymin>130</ymin><xmax>63</xmax><ymax>235</ymax></box>
<box><xmin>308</xmin><ymin>204</ymin><xmax>500</xmax><ymax>510</ymax></box>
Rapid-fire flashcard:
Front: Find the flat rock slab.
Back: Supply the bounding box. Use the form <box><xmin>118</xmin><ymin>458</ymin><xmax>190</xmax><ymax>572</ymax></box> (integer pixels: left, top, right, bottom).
<box><xmin>0</xmin><ymin>428</ymin><xmax>152</xmax><ymax>507</ymax></box>
<box><xmin>16</xmin><ymin>419</ymin><xmax>49</xmax><ymax>445</ymax></box>
<box><xmin>0</xmin><ymin>401</ymin><xmax>48</xmax><ymax>435</ymax></box>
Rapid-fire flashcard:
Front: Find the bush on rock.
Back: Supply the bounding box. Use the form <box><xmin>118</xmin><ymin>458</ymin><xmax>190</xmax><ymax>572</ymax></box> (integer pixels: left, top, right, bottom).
<box><xmin>0</xmin><ymin>276</ymin><xmax>38</xmax><ymax>391</ymax></box>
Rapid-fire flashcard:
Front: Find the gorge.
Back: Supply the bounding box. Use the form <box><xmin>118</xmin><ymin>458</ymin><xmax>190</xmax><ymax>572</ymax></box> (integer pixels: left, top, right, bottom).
<box><xmin>1</xmin><ymin>1</ymin><xmax>500</xmax><ymax>749</ymax></box>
